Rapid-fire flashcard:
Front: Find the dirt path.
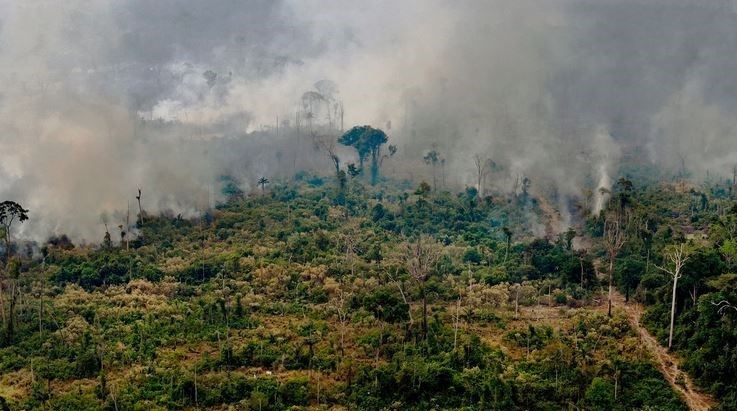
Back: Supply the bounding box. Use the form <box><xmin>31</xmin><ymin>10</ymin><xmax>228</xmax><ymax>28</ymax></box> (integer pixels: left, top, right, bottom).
<box><xmin>609</xmin><ymin>291</ymin><xmax>715</xmax><ymax>411</ymax></box>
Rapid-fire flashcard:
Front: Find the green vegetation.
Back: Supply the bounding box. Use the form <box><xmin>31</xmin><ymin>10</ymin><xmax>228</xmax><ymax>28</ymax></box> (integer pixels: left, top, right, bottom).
<box><xmin>584</xmin><ymin>178</ymin><xmax>737</xmax><ymax>410</ymax></box>
<box><xmin>5</xmin><ymin>170</ymin><xmax>736</xmax><ymax>410</ymax></box>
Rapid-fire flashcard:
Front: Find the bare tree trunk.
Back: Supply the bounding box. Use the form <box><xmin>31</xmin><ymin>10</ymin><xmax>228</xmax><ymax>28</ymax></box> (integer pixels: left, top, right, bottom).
<box><xmin>669</xmin><ymin>274</ymin><xmax>679</xmax><ymax>349</ymax></box>
<box><xmin>608</xmin><ymin>259</ymin><xmax>614</xmax><ymax>317</ymax></box>
<box><xmin>453</xmin><ymin>296</ymin><xmax>461</xmax><ymax>350</ymax></box>
<box><xmin>614</xmin><ymin>372</ymin><xmax>618</xmax><ymax>400</ymax></box>
<box><xmin>38</xmin><ymin>289</ymin><xmax>42</xmax><ymax>334</ymax></box>
<box><xmin>110</xmin><ymin>383</ymin><xmax>119</xmax><ymax>411</ymax></box>
<box><xmin>0</xmin><ymin>280</ymin><xmax>5</xmax><ymax>328</ymax></box>
<box><xmin>127</xmin><ymin>202</ymin><xmax>131</xmax><ymax>281</ymax></box>
<box><xmin>421</xmin><ymin>287</ymin><xmax>428</xmax><ymax>341</ymax></box>
<box><xmin>404</xmin><ymin>237</ymin><xmax>440</xmax><ymax>342</ymax></box>
<box><xmin>394</xmin><ymin>279</ymin><xmax>414</xmax><ymax>325</ymax></box>
<box><xmin>136</xmin><ymin>189</ymin><xmax>144</xmax><ymax>228</ymax></box>
<box><xmin>194</xmin><ymin>366</ymin><xmax>198</xmax><ymax>407</ymax></box>
<box><xmin>690</xmin><ymin>284</ymin><xmax>697</xmax><ymax>307</ymax></box>
<box><xmin>656</xmin><ymin>243</ymin><xmax>689</xmax><ymax>350</ymax></box>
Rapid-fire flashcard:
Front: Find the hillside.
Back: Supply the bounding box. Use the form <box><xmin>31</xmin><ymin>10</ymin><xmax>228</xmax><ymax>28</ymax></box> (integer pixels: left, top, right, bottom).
<box><xmin>4</xmin><ymin>175</ymin><xmax>734</xmax><ymax>410</ymax></box>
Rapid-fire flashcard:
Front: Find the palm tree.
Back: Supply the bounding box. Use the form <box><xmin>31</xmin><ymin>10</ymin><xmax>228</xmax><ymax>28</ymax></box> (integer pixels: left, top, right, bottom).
<box><xmin>257</xmin><ymin>177</ymin><xmax>270</xmax><ymax>195</ymax></box>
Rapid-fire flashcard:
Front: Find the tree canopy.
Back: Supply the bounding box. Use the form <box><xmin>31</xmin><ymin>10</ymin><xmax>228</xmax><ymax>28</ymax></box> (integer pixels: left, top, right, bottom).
<box><xmin>338</xmin><ymin>125</ymin><xmax>388</xmax><ymax>185</ymax></box>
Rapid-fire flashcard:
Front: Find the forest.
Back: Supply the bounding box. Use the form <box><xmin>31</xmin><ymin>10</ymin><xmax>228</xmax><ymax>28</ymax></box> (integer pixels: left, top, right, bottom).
<box><xmin>3</xmin><ymin>1</ymin><xmax>737</xmax><ymax>410</ymax></box>
<box><xmin>2</xmin><ymin>128</ymin><xmax>736</xmax><ymax>410</ymax></box>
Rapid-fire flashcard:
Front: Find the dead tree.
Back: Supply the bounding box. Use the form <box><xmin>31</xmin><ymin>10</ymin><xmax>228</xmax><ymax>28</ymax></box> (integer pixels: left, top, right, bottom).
<box><xmin>655</xmin><ymin>243</ymin><xmax>691</xmax><ymax>349</ymax></box>
<box><xmin>453</xmin><ymin>293</ymin><xmax>462</xmax><ymax>351</ymax></box>
<box><xmin>136</xmin><ymin>189</ymin><xmax>144</xmax><ymax>227</ymax></box>
<box><xmin>316</xmin><ymin>136</ymin><xmax>341</xmax><ymax>174</ymax></box>
<box><xmin>403</xmin><ymin>236</ymin><xmax>442</xmax><ymax>340</ymax></box>
<box><xmin>712</xmin><ymin>300</ymin><xmax>737</xmax><ymax>316</ymax></box>
<box><xmin>603</xmin><ymin>212</ymin><xmax>627</xmax><ymax>317</ymax></box>
<box><xmin>126</xmin><ymin>202</ymin><xmax>131</xmax><ymax>280</ymax></box>
<box><xmin>330</xmin><ymin>282</ymin><xmax>352</xmax><ymax>357</ymax></box>
<box><xmin>473</xmin><ymin>155</ymin><xmax>491</xmax><ymax>198</ymax></box>
<box><xmin>342</xmin><ymin>230</ymin><xmax>359</xmax><ymax>277</ymax></box>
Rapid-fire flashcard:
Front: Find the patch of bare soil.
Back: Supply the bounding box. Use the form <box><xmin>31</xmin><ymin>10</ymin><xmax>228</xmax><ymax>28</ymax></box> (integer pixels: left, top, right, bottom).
<box><xmin>608</xmin><ymin>291</ymin><xmax>715</xmax><ymax>411</ymax></box>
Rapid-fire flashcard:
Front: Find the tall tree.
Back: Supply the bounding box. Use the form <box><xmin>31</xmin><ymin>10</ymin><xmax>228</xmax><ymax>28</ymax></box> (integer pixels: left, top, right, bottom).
<box><xmin>615</xmin><ymin>177</ymin><xmax>634</xmax><ymax>211</ymax></box>
<box><xmin>403</xmin><ymin>236</ymin><xmax>442</xmax><ymax>340</ymax></box>
<box><xmin>502</xmin><ymin>226</ymin><xmax>513</xmax><ymax>263</ymax></box>
<box><xmin>655</xmin><ymin>243</ymin><xmax>691</xmax><ymax>350</ymax></box>
<box><xmin>423</xmin><ymin>150</ymin><xmax>443</xmax><ymax>191</ymax></box>
<box><xmin>257</xmin><ymin>177</ymin><xmax>270</xmax><ymax>195</ymax></box>
<box><xmin>301</xmin><ymin>91</ymin><xmax>325</xmax><ymax>134</ymax></box>
<box><xmin>136</xmin><ymin>188</ymin><xmax>144</xmax><ymax>227</ymax></box>
<box><xmin>473</xmin><ymin>155</ymin><xmax>491</xmax><ymax>198</ymax></box>
<box><xmin>338</xmin><ymin>126</ymin><xmax>389</xmax><ymax>185</ymax></box>
<box><xmin>603</xmin><ymin>211</ymin><xmax>627</xmax><ymax>317</ymax></box>
<box><xmin>0</xmin><ymin>201</ymin><xmax>29</xmax><ymax>264</ymax></box>
<box><xmin>0</xmin><ymin>201</ymin><xmax>26</xmax><ymax>343</ymax></box>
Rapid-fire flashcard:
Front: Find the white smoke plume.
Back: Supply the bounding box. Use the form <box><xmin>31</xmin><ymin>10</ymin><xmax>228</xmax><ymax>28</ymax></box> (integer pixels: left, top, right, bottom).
<box><xmin>591</xmin><ymin>127</ymin><xmax>621</xmax><ymax>216</ymax></box>
<box><xmin>2</xmin><ymin>0</ymin><xmax>737</xmax><ymax>241</ymax></box>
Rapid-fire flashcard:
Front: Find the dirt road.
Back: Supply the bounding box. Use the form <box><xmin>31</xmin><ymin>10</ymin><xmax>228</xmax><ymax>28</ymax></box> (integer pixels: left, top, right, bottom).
<box><xmin>609</xmin><ymin>291</ymin><xmax>714</xmax><ymax>411</ymax></box>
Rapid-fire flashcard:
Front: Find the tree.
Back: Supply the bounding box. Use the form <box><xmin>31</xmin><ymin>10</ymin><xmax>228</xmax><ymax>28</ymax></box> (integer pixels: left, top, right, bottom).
<box><xmin>328</xmin><ymin>281</ymin><xmax>352</xmax><ymax>357</ymax></box>
<box><xmin>614</xmin><ymin>177</ymin><xmax>634</xmax><ymax>211</ymax></box>
<box><xmin>346</xmin><ymin>163</ymin><xmax>361</xmax><ymax>179</ymax></box>
<box><xmin>0</xmin><ymin>201</ymin><xmax>26</xmax><ymax>343</ymax></box>
<box><xmin>314</xmin><ymin>79</ymin><xmax>340</xmax><ymax>129</ymax></box>
<box><xmin>102</xmin><ymin>224</ymin><xmax>113</xmax><ymax>250</ymax></box>
<box><xmin>585</xmin><ymin>377</ymin><xmax>615</xmax><ymax>410</ymax></box>
<box><xmin>655</xmin><ymin>243</ymin><xmax>691</xmax><ymax>349</ymax></box>
<box><xmin>338</xmin><ymin>126</ymin><xmax>389</xmax><ymax>185</ymax></box>
<box><xmin>0</xmin><ymin>201</ymin><xmax>29</xmax><ymax>263</ymax></box>
<box><xmin>203</xmin><ymin>70</ymin><xmax>217</xmax><ymax>88</ymax></box>
<box><xmin>615</xmin><ymin>256</ymin><xmax>644</xmax><ymax>302</ymax></box>
<box><xmin>502</xmin><ymin>226</ymin><xmax>513</xmax><ymax>263</ymax></box>
<box><xmin>316</xmin><ymin>135</ymin><xmax>341</xmax><ymax>174</ymax></box>
<box><xmin>423</xmin><ymin>150</ymin><xmax>443</xmax><ymax>191</ymax></box>
<box><xmin>257</xmin><ymin>177</ymin><xmax>270</xmax><ymax>195</ymax></box>
<box><xmin>564</xmin><ymin>227</ymin><xmax>576</xmax><ymax>250</ymax></box>
<box><xmin>473</xmin><ymin>155</ymin><xmax>492</xmax><ymax>198</ymax></box>
<box><xmin>136</xmin><ymin>188</ymin><xmax>144</xmax><ymax>227</ymax></box>
<box><xmin>603</xmin><ymin>212</ymin><xmax>626</xmax><ymax>317</ymax></box>
<box><xmin>680</xmin><ymin>248</ymin><xmax>722</xmax><ymax>307</ymax></box>
<box><xmin>415</xmin><ymin>181</ymin><xmax>431</xmax><ymax>198</ymax></box>
<box><xmin>379</xmin><ymin>144</ymin><xmax>397</xmax><ymax>172</ymax></box>
<box><xmin>301</xmin><ymin>91</ymin><xmax>326</xmax><ymax>133</ymax></box>
<box><xmin>403</xmin><ymin>236</ymin><xmax>442</xmax><ymax>340</ymax></box>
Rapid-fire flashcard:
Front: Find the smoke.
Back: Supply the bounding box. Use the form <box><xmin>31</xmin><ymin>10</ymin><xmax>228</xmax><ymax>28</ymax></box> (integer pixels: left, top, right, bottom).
<box><xmin>592</xmin><ymin>127</ymin><xmax>621</xmax><ymax>216</ymax></box>
<box><xmin>2</xmin><ymin>0</ymin><xmax>737</xmax><ymax>240</ymax></box>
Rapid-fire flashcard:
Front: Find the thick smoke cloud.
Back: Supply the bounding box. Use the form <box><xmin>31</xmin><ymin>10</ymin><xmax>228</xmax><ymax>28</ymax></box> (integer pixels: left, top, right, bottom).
<box><xmin>1</xmin><ymin>0</ymin><xmax>736</xmax><ymax>240</ymax></box>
